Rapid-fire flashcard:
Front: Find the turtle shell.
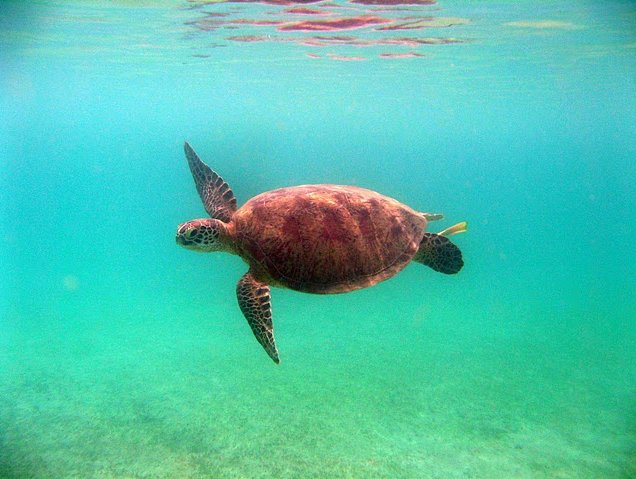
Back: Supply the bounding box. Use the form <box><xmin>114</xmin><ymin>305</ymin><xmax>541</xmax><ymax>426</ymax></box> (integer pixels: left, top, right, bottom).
<box><xmin>232</xmin><ymin>185</ymin><xmax>427</xmax><ymax>294</ymax></box>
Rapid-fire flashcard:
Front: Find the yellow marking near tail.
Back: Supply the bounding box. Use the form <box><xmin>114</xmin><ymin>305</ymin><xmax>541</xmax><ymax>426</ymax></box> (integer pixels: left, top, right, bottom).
<box><xmin>422</xmin><ymin>212</ymin><xmax>444</xmax><ymax>222</ymax></box>
<box><xmin>438</xmin><ymin>221</ymin><xmax>467</xmax><ymax>237</ymax></box>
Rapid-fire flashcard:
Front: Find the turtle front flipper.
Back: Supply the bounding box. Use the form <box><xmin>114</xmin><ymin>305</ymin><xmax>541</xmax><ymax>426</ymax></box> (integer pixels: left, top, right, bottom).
<box><xmin>236</xmin><ymin>271</ymin><xmax>280</xmax><ymax>364</ymax></box>
<box><xmin>184</xmin><ymin>142</ymin><xmax>237</xmax><ymax>223</ymax></box>
<box><xmin>414</xmin><ymin>227</ymin><xmax>465</xmax><ymax>274</ymax></box>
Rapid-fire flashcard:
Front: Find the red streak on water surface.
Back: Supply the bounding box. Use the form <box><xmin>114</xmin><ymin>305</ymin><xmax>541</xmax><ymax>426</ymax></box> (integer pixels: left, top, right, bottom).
<box><xmin>380</xmin><ymin>52</ymin><xmax>424</xmax><ymax>58</ymax></box>
<box><xmin>278</xmin><ymin>15</ymin><xmax>391</xmax><ymax>31</ymax></box>
<box><xmin>284</xmin><ymin>7</ymin><xmax>330</xmax><ymax>14</ymax></box>
<box><xmin>351</xmin><ymin>0</ymin><xmax>435</xmax><ymax>4</ymax></box>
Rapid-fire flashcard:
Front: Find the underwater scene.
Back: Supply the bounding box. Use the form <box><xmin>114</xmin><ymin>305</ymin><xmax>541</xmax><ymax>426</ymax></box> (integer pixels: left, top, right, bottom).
<box><xmin>1</xmin><ymin>1</ymin><xmax>635</xmax><ymax>478</ymax></box>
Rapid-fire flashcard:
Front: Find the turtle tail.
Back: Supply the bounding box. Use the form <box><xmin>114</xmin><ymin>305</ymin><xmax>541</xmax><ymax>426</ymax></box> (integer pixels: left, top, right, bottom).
<box><xmin>414</xmin><ymin>223</ymin><xmax>466</xmax><ymax>274</ymax></box>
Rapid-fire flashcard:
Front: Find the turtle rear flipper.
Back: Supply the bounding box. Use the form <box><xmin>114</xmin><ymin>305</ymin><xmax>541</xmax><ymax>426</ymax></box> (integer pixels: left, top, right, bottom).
<box><xmin>184</xmin><ymin>142</ymin><xmax>237</xmax><ymax>223</ymax></box>
<box><xmin>414</xmin><ymin>231</ymin><xmax>464</xmax><ymax>274</ymax></box>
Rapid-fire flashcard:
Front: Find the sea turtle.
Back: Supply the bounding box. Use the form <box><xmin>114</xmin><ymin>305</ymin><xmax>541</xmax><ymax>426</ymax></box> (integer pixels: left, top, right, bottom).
<box><xmin>176</xmin><ymin>142</ymin><xmax>466</xmax><ymax>364</ymax></box>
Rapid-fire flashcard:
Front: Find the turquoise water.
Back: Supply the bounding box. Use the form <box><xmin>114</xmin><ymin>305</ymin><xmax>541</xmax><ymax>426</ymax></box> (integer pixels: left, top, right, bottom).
<box><xmin>1</xmin><ymin>1</ymin><xmax>635</xmax><ymax>477</ymax></box>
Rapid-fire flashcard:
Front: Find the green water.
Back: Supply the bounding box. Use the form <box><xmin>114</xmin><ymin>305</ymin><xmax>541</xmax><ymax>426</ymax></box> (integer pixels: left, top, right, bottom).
<box><xmin>1</xmin><ymin>1</ymin><xmax>635</xmax><ymax>477</ymax></box>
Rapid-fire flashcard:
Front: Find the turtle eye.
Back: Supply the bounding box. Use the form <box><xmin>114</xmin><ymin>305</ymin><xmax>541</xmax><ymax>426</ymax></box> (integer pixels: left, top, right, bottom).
<box><xmin>185</xmin><ymin>229</ymin><xmax>195</xmax><ymax>239</ymax></box>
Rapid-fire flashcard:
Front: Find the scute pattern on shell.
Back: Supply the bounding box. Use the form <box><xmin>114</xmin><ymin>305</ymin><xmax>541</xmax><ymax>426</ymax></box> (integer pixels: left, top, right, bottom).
<box><xmin>232</xmin><ymin>185</ymin><xmax>427</xmax><ymax>294</ymax></box>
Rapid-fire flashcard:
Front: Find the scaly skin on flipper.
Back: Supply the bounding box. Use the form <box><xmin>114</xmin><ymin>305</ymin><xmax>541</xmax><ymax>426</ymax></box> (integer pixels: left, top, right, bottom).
<box><xmin>414</xmin><ymin>232</ymin><xmax>464</xmax><ymax>274</ymax></box>
<box><xmin>184</xmin><ymin>142</ymin><xmax>237</xmax><ymax>223</ymax></box>
<box><xmin>236</xmin><ymin>271</ymin><xmax>279</xmax><ymax>363</ymax></box>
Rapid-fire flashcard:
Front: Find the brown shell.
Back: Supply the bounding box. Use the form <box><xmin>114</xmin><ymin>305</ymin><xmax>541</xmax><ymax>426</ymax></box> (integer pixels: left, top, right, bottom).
<box><xmin>231</xmin><ymin>185</ymin><xmax>427</xmax><ymax>294</ymax></box>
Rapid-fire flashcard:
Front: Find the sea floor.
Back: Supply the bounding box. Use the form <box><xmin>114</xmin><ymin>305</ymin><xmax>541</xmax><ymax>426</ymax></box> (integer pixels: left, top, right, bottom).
<box><xmin>1</xmin><ymin>276</ymin><xmax>634</xmax><ymax>479</ymax></box>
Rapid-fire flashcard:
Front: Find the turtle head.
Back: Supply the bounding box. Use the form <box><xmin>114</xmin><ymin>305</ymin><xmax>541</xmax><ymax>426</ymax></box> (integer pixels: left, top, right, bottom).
<box><xmin>176</xmin><ymin>218</ymin><xmax>229</xmax><ymax>253</ymax></box>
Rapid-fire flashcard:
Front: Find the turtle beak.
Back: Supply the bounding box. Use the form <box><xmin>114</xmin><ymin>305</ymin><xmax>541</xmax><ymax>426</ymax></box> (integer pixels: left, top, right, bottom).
<box><xmin>176</xmin><ymin>231</ymin><xmax>189</xmax><ymax>246</ymax></box>
<box><xmin>176</xmin><ymin>235</ymin><xmax>191</xmax><ymax>246</ymax></box>
<box><xmin>176</xmin><ymin>223</ymin><xmax>190</xmax><ymax>246</ymax></box>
